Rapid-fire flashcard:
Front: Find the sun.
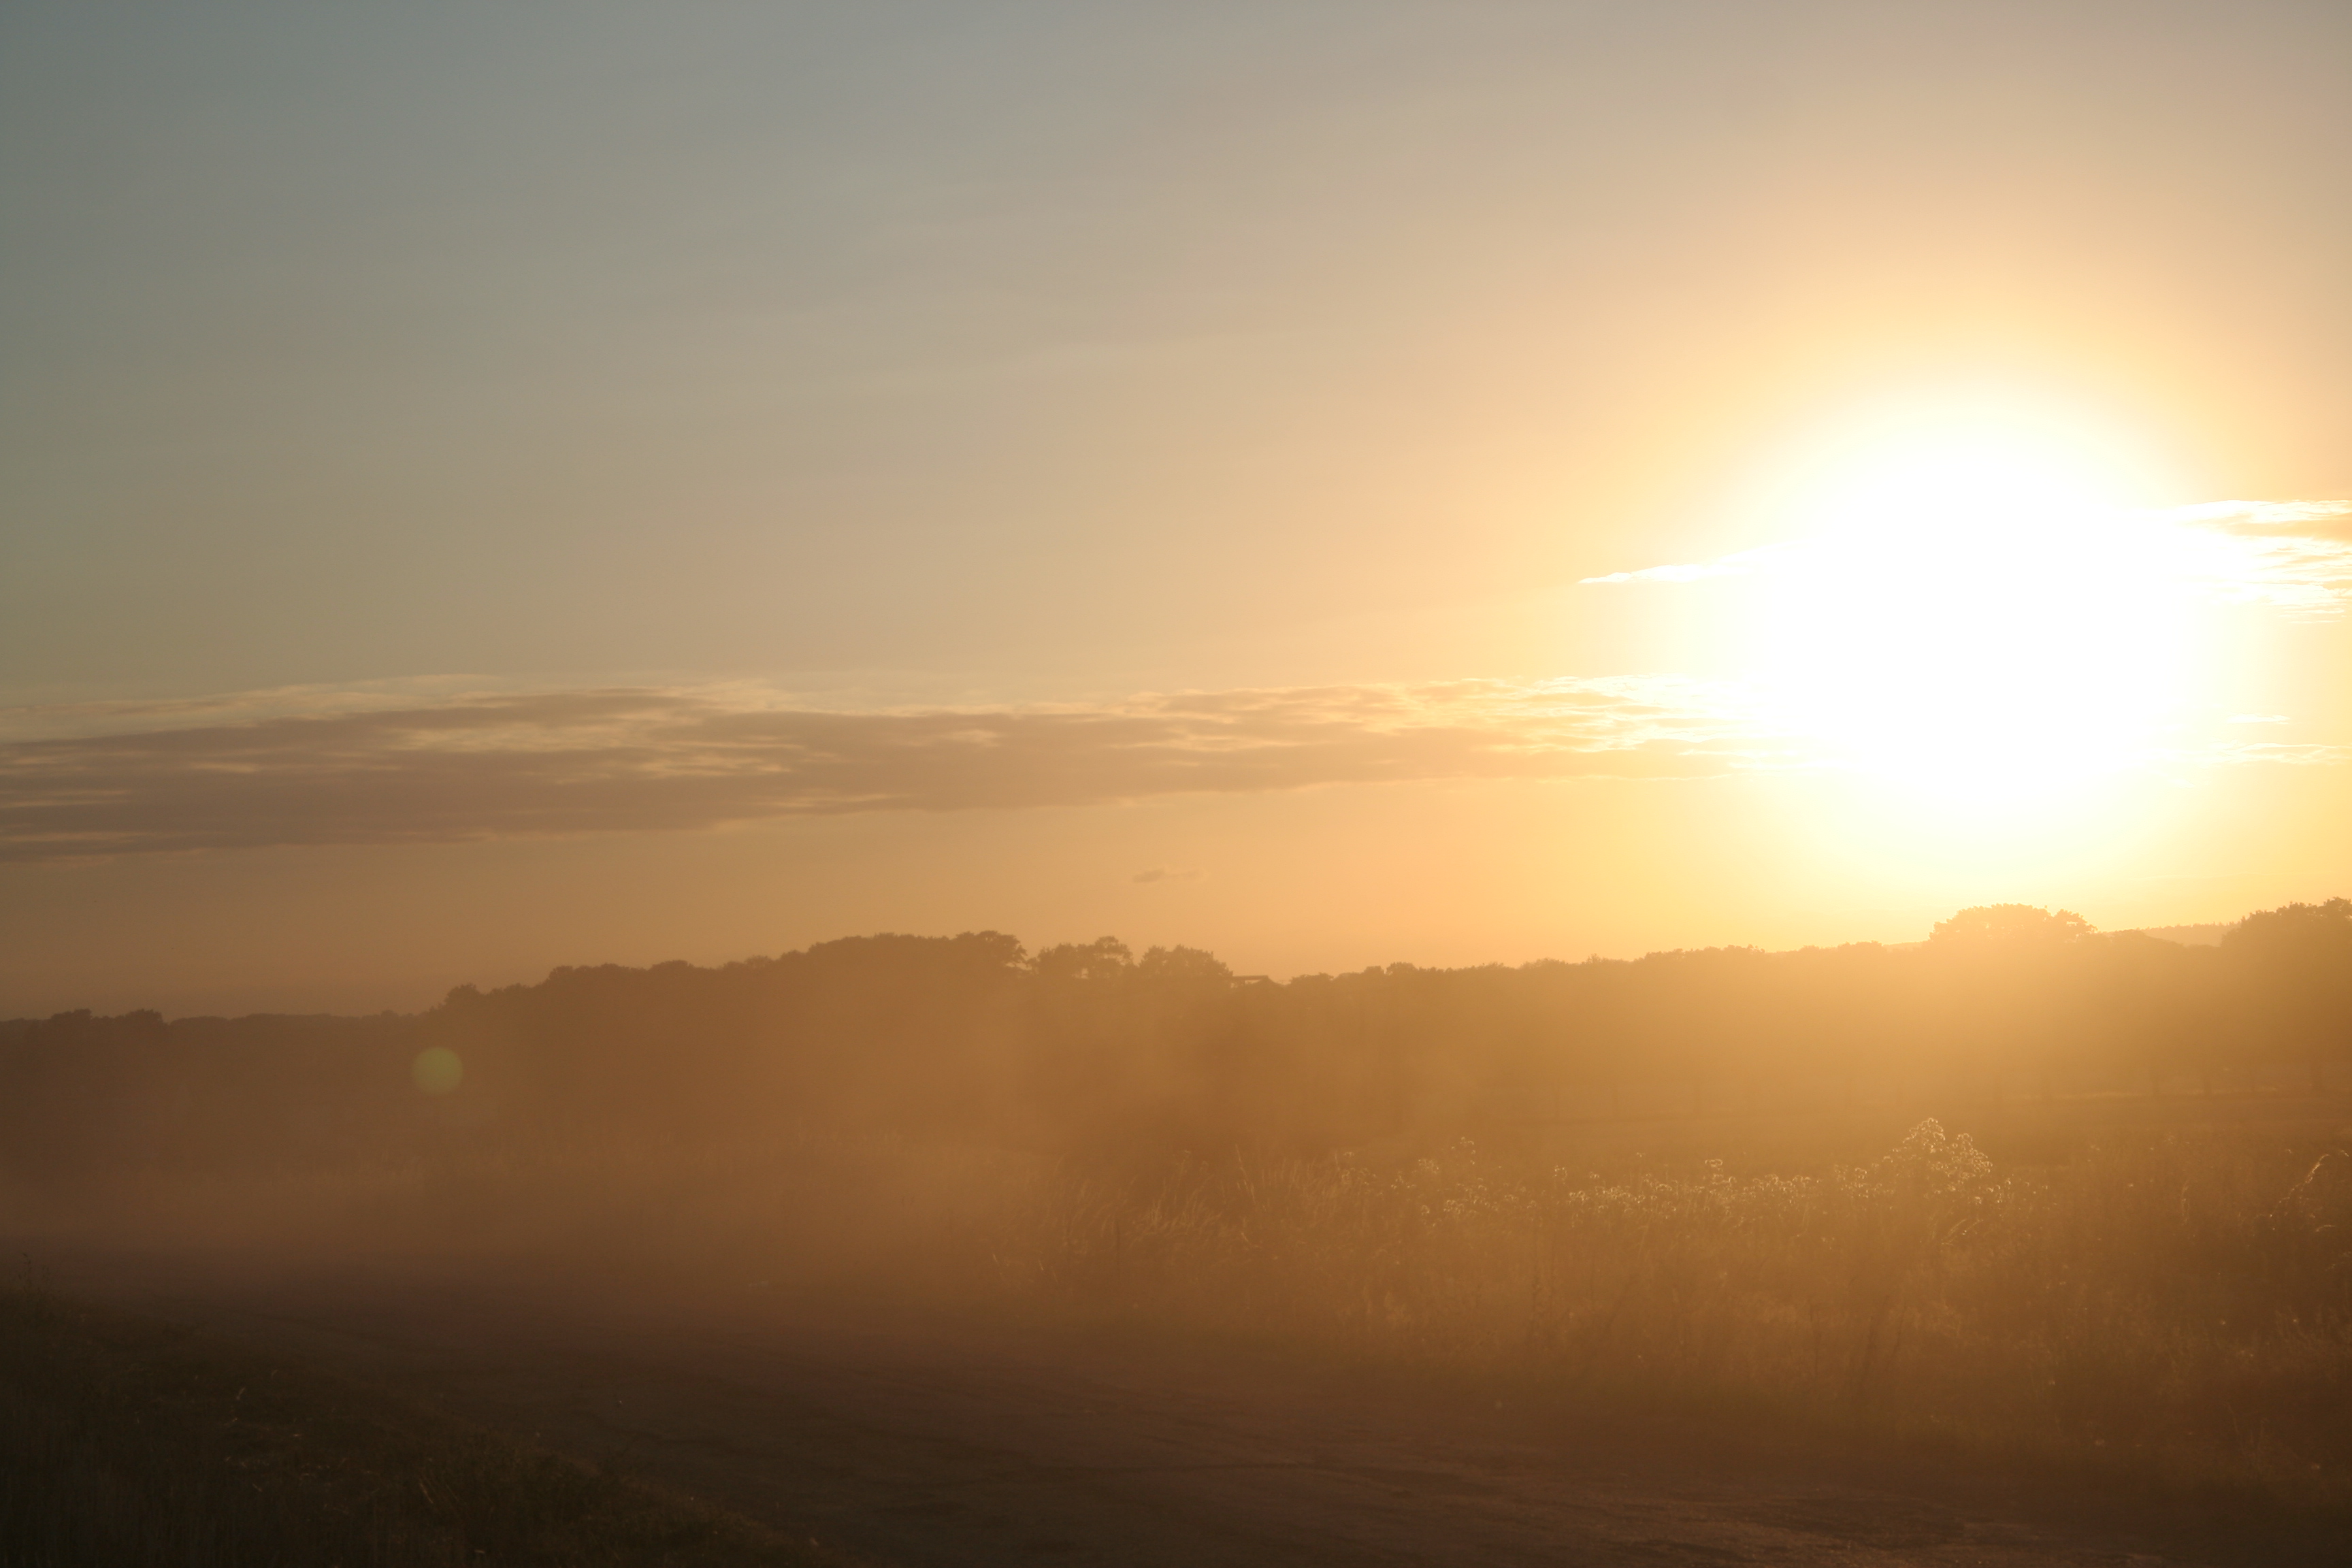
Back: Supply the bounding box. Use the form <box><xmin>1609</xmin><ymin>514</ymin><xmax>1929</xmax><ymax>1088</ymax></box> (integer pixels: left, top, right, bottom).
<box><xmin>1742</xmin><ymin>397</ymin><xmax>2198</xmax><ymax>804</ymax></box>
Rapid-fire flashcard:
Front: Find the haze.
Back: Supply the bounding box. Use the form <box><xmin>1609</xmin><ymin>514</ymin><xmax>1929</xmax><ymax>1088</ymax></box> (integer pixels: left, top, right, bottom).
<box><xmin>12</xmin><ymin>11</ymin><xmax>2352</xmax><ymax>1563</ymax></box>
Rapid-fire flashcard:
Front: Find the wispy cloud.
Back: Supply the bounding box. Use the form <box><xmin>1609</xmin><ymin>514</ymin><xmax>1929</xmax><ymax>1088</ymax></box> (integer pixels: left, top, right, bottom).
<box><xmin>1578</xmin><ymin>542</ymin><xmax>1799</xmax><ymax>585</ymax></box>
<box><xmin>1579</xmin><ymin>499</ymin><xmax>2352</xmax><ymax>615</ymax></box>
<box><xmin>2194</xmin><ymin>740</ymin><xmax>2352</xmax><ymax>767</ymax></box>
<box><xmin>2172</xmin><ymin>500</ymin><xmax>2352</xmax><ymax>619</ymax></box>
<box><xmin>0</xmin><ymin>676</ymin><xmax>1788</xmax><ymax>862</ymax></box>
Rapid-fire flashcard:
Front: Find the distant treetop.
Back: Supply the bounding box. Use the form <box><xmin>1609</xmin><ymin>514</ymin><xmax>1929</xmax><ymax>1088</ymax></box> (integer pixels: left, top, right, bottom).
<box><xmin>2222</xmin><ymin>897</ymin><xmax>2352</xmax><ymax>969</ymax></box>
<box><xmin>1929</xmin><ymin>904</ymin><xmax>2094</xmax><ymax>947</ymax></box>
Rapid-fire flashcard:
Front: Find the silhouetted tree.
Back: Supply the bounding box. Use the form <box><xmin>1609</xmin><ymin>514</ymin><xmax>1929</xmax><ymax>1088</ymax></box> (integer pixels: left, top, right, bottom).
<box><xmin>7</xmin><ymin>900</ymin><xmax>2351</xmax><ymax>1188</ymax></box>
<box><xmin>2225</xmin><ymin>898</ymin><xmax>2352</xmax><ymax>1092</ymax></box>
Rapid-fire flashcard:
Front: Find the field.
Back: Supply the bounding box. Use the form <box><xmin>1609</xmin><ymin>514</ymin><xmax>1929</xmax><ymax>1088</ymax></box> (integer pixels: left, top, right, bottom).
<box><xmin>10</xmin><ymin>1092</ymin><xmax>2347</xmax><ymax>1564</ymax></box>
<box><xmin>998</xmin><ymin>1099</ymin><xmax>2352</xmax><ymax>1505</ymax></box>
<box><xmin>0</xmin><ymin>1277</ymin><xmax>856</xmax><ymax>1567</ymax></box>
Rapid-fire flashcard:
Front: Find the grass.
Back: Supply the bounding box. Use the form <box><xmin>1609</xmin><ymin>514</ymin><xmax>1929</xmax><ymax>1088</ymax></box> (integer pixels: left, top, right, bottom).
<box><xmin>993</xmin><ymin>1116</ymin><xmax>2352</xmax><ymax>1531</ymax></box>
<box><xmin>15</xmin><ymin>1107</ymin><xmax>2351</xmax><ymax>1558</ymax></box>
<box><xmin>0</xmin><ymin>1278</ymin><xmax>860</xmax><ymax>1568</ymax></box>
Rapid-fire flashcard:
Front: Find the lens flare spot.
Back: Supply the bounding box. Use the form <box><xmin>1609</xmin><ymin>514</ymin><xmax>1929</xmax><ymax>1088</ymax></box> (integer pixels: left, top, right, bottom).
<box><xmin>412</xmin><ymin>1046</ymin><xmax>464</xmax><ymax>1096</ymax></box>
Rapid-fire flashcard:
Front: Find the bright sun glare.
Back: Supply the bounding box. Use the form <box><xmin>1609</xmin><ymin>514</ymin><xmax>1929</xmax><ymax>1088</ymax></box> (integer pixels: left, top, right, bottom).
<box><xmin>1750</xmin><ymin>402</ymin><xmax>2195</xmax><ymax>804</ymax></box>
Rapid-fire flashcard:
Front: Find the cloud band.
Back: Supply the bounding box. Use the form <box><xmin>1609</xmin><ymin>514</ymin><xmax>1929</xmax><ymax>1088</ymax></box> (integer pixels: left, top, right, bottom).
<box><xmin>0</xmin><ymin>678</ymin><xmax>1779</xmax><ymax>862</ymax></box>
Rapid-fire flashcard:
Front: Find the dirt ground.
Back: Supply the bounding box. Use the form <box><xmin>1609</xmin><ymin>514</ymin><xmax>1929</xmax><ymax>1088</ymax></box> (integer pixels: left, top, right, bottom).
<box><xmin>24</xmin><ymin>1245</ymin><xmax>2319</xmax><ymax>1568</ymax></box>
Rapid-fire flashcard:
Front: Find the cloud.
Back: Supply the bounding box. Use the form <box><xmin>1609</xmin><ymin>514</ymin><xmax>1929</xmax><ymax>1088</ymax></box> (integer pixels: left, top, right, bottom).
<box><xmin>0</xmin><ymin>676</ymin><xmax>1788</xmax><ymax>862</ymax></box>
<box><xmin>1578</xmin><ymin>499</ymin><xmax>2352</xmax><ymax>617</ymax></box>
<box><xmin>2194</xmin><ymin>740</ymin><xmax>2352</xmax><ymax>768</ymax></box>
<box><xmin>2170</xmin><ymin>500</ymin><xmax>2352</xmax><ymax>619</ymax></box>
<box><xmin>1578</xmin><ymin>542</ymin><xmax>1798</xmax><ymax>585</ymax></box>
<box><xmin>2176</xmin><ymin>499</ymin><xmax>2352</xmax><ymax>540</ymax></box>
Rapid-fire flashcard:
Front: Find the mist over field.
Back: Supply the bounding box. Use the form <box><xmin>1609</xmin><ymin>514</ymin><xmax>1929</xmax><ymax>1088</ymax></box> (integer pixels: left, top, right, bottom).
<box><xmin>9</xmin><ymin>901</ymin><xmax>2352</xmax><ymax>1554</ymax></box>
<box><xmin>10</xmin><ymin>902</ymin><xmax>2352</xmax><ymax>1201</ymax></box>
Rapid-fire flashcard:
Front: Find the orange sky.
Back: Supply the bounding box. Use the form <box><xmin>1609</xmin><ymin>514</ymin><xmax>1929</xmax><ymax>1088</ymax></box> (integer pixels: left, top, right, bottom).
<box><xmin>5</xmin><ymin>3</ymin><xmax>2351</xmax><ymax>1015</ymax></box>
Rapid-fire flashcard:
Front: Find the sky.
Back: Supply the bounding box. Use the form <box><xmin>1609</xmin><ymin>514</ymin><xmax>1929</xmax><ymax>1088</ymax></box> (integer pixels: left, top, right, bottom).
<box><xmin>5</xmin><ymin>1</ymin><xmax>2351</xmax><ymax>1016</ymax></box>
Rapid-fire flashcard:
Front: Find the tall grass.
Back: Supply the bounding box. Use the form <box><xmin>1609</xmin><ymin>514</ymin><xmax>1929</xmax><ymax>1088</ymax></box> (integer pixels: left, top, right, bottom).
<box><xmin>997</xmin><ymin>1120</ymin><xmax>2352</xmax><ymax>1497</ymax></box>
<box><xmin>20</xmin><ymin>1109</ymin><xmax>2348</xmax><ymax>1531</ymax></box>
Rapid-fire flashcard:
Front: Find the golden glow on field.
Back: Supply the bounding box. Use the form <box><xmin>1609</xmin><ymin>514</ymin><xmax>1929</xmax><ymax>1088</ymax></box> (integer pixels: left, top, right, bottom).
<box><xmin>1743</xmin><ymin>401</ymin><xmax>2200</xmax><ymax>808</ymax></box>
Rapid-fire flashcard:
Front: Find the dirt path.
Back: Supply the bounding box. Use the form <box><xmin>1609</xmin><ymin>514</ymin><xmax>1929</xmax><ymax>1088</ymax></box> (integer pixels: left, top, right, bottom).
<box><xmin>31</xmin><ymin>1247</ymin><xmax>2278</xmax><ymax>1567</ymax></box>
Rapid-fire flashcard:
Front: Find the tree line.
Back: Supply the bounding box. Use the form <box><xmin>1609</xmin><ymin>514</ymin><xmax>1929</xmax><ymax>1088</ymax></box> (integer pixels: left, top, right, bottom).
<box><xmin>3</xmin><ymin>900</ymin><xmax>2348</xmax><ymax>1185</ymax></box>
